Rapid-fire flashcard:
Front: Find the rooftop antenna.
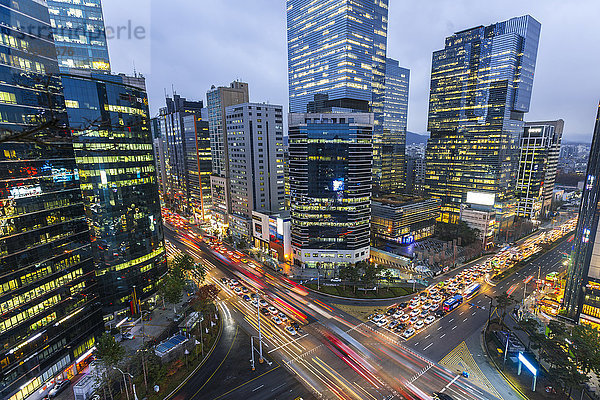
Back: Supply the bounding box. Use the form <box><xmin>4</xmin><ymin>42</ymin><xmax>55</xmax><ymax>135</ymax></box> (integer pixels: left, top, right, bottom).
<box><xmin>133</xmin><ymin>60</ymin><xmax>137</xmax><ymax>77</ymax></box>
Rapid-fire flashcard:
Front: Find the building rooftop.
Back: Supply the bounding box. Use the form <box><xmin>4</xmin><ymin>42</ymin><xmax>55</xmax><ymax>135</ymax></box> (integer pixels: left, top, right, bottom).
<box><xmin>373</xmin><ymin>194</ymin><xmax>431</xmax><ymax>207</ymax></box>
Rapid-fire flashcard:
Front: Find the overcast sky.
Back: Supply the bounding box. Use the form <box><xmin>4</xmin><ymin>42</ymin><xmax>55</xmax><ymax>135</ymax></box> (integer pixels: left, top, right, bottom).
<box><xmin>103</xmin><ymin>0</ymin><xmax>600</xmax><ymax>143</ymax></box>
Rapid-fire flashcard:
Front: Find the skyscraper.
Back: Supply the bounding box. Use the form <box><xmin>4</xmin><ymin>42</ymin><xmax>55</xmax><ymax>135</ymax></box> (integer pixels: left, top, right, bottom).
<box><xmin>287</xmin><ymin>0</ymin><xmax>389</xmax><ymax>191</ymax></box>
<box><xmin>380</xmin><ymin>58</ymin><xmax>410</xmax><ymax>194</ymax></box>
<box><xmin>425</xmin><ymin>15</ymin><xmax>541</xmax><ymax>227</ymax></box>
<box><xmin>207</xmin><ymin>81</ymin><xmax>249</xmax><ymax>226</ymax></box>
<box><xmin>226</xmin><ymin>103</ymin><xmax>285</xmax><ymax>240</ymax></box>
<box><xmin>564</xmin><ymin>104</ymin><xmax>600</xmax><ymax>326</ymax></box>
<box><xmin>157</xmin><ymin>94</ymin><xmax>211</xmax><ymax>221</ymax></box>
<box><xmin>516</xmin><ymin>120</ymin><xmax>563</xmax><ymax>220</ymax></box>
<box><xmin>0</xmin><ymin>2</ymin><xmax>102</xmax><ymax>399</ymax></box>
<box><xmin>62</xmin><ymin>73</ymin><xmax>166</xmax><ymax>315</ymax></box>
<box><xmin>289</xmin><ymin>113</ymin><xmax>373</xmax><ymax>274</ymax></box>
<box><xmin>47</xmin><ymin>0</ymin><xmax>111</xmax><ymax>72</ymax></box>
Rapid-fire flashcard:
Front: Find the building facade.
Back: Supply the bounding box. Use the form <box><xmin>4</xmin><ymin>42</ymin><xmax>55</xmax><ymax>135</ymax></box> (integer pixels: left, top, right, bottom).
<box><xmin>226</xmin><ymin>103</ymin><xmax>285</xmax><ymax>239</ymax></box>
<box><xmin>0</xmin><ymin>2</ymin><xmax>102</xmax><ymax>399</ymax></box>
<box><xmin>371</xmin><ymin>196</ymin><xmax>440</xmax><ymax>245</ymax></box>
<box><xmin>406</xmin><ymin>155</ymin><xmax>426</xmax><ymax>194</ymax></box>
<box><xmin>564</xmin><ymin>105</ymin><xmax>600</xmax><ymax>326</ymax></box>
<box><xmin>289</xmin><ymin>113</ymin><xmax>372</xmax><ymax>273</ymax></box>
<box><xmin>252</xmin><ymin>211</ymin><xmax>292</xmax><ymax>263</ymax></box>
<box><xmin>287</xmin><ymin>0</ymin><xmax>388</xmax><ymax>191</ymax></box>
<box><xmin>47</xmin><ymin>0</ymin><xmax>111</xmax><ymax>72</ymax></box>
<box><xmin>516</xmin><ymin>120</ymin><xmax>563</xmax><ymax>220</ymax></box>
<box><xmin>62</xmin><ymin>73</ymin><xmax>167</xmax><ymax>316</ymax></box>
<box><xmin>207</xmin><ymin>81</ymin><xmax>249</xmax><ymax>225</ymax></box>
<box><xmin>425</xmin><ymin>15</ymin><xmax>541</xmax><ymax>227</ymax></box>
<box><xmin>156</xmin><ymin>95</ymin><xmax>210</xmax><ymax>221</ymax></box>
<box><xmin>460</xmin><ymin>203</ymin><xmax>497</xmax><ymax>248</ymax></box>
<box><xmin>380</xmin><ymin>58</ymin><xmax>410</xmax><ymax>194</ymax></box>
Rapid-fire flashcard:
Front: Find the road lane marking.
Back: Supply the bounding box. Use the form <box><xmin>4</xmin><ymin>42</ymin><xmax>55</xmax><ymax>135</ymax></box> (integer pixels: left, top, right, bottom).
<box><xmin>448</xmin><ymin>318</ymin><xmax>454</xmax><ymax>323</ymax></box>
<box><xmin>252</xmin><ymin>385</ymin><xmax>264</xmax><ymax>392</ymax></box>
<box><xmin>452</xmin><ymin>325</ymin><xmax>457</xmax><ymax>330</ymax></box>
<box><xmin>267</xmin><ymin>333</ymin><xmax>308</xmax><ymax>353</ymax></box>
<box><xmin>440</xmin><ymin>374</ymin><xmax>461</xmax><ymax>393</ymax></box>
<box><xmin>438</xmin><ymin>326</ymin><xmax>443</xmax><ymax>330</ymax></box>
<box><xmin>440</xmin><ymin>334</ymin><xmax>446</xmax><ymax>338</ymax></box>
<box><xmin>424</xmin><ymin>343</ymin><xmax>433</xmax><ymax>351</ymax></box>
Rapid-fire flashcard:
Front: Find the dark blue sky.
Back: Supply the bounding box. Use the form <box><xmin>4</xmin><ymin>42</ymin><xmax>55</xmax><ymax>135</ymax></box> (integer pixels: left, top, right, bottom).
<box><xmin>103</xmin><ymin>0</ymin><xmax>600</xmax><ymax>142</ymax></box>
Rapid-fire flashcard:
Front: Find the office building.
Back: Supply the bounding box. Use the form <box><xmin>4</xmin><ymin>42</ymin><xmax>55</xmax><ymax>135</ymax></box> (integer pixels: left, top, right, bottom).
<box><xmin>406</xmin><ymin>155</ymin><xmax>426</xmax><ymax>194</ymax></box>
<box><xmin>0</xmin><ymin>2</ymin><xmax>102</xmax><ymax>399</ymax></box>
<box><xmin>460</xmin><ymin>204</ymin><xmax>497</xmax><ymax>248</ymax></box>
<box><xmin>289</xmin><ymin>113</ymin><xmax>373</xmax><ymax>274</ymax></box>
<box><xmin>564</xmin><ymin>105</ymin><xmax>600</xmax><ymax>326</ymax></box>
<box><xmin>62</xmin><ymin>73</ymin><xmax>166</xmax><ymax>317</ymax></box>
<box><xmin>226</xmin><ymin>103</ymin><xmax>285</xmax><ymax>240</ymax></box>
<box><xmin>516</xmin><ymin>120</ymin><xmax>563</xmax><ymax>220</ymax></box>
<box><xmin>371</xmin><ymin>196</ymin><xmax>440</xmax><ymax>245</ymax></box>
<box><xmin>252</xmin><ymin>211</ymin><xmax>292</xmax><ymax>262</ymax></box>
<box><xmin>425</xmin><ymin>15</ymin><xmax>541</xmax><ymax>228</ymax></box>
<box><xmin>47</xmin><ymin>0</ymin><xmax>111</xmax><ymax>72</ymax></box>
<box><xmin>207</xmin><ymin>81</ymin><xmax>249</xmax><ymax>226</ymax></box>
<box><xmin>287</xmin><ymin>0</ymin><xmax>388</xmax><ymax>191</ymax></box>
<box><xmin>380</xmin><ymin>58</ymin><xmax>410</xmax><ymax>194</ymax></box>
<box><xmin>156</xmin><ymin>95</ymin><xmax>211</xmax><ymax>221</ymax></box>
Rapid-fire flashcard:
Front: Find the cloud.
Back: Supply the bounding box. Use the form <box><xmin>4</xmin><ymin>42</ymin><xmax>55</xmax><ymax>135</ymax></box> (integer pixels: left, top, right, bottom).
<box><xmin>103</xmin><ymin>0</ymin><xmax>600</xmax><ymax>142</ymax></box>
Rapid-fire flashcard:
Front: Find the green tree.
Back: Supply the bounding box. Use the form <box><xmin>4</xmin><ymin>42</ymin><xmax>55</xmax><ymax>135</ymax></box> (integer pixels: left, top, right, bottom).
<box><xmin>494</xmin><ymin>292</ymin><xmax>515</xmax><ymax>329</ymax></box>
<box><xmin>95</xmin><ymin>332</ymin><xmax>125</xmax><ymax>400</ymax></box>
<box><xmin>515</xmin><ymin>318</ymin><xmax>540</xmax><ymax>351</ymax></box>
<box><xmin>159</xmin><ymin>275</ymin><xmax>184</xmax><ymax>314</ymax></box>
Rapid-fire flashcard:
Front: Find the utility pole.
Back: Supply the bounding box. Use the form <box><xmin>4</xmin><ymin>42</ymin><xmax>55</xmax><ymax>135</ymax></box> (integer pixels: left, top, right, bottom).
<box><xmin>484</xmin><ymin>294</ymin><xmax>493</xmax><ymax>331</ymax></box>
<box><xmin>256</xmin><ymin>291</ymin><xmax>264</xmax><ymax>363</ymax></box>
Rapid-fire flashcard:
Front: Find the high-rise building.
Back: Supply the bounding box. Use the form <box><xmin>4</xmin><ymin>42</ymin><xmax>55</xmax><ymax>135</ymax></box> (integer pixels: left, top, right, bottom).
<box><xmin>226</xmin><ymin>103</ymin><xmax>285</xmax><ymax>240</ymax></box>
<box><xmin>516</xmin><ymin>120</ymin><xmax>563</xmax><ymax>220</ymax></box>
<box><xmin>62</xmin><ymin>73</ymin><xmax>166</xmax><ymax>316</ymax></box>
<box><xmin>156</xmin><ymin>95</ymin><xmax>211</xmax><ymax>221</ymax></box>
<box><xmin>289</xmin><ymin>113</ymin><xmax>373</xmax><ymax>274</ymax></box>
<box><xmin>424</xmin><ymin>15</ymin><xmax>541</xmax><ymax>227</ymax></box>
<box><xmin>564</xmin><ymin>105</ymin><xmax>600</xmax><ymax>326</ymax></box>
<box><xmin>287</xmin><ymin>0</ymin><xmax>388</xmax><ymax>191</ymax></box>
<box><xmin>0</xmin><ymin>2</ymin><xmax>102</xmax><ymax>399</ymax></box>
<box><xmin>207</xmin><ymin>81</ymin><xmax>249</xmax><ymax>226</ymax></box>
<box><xmin>380</xmin><ymin>58</ymin><xmax>410</xmax><ymax>194</ymax></box>
<box><xmin>47</xmin><ymin>0</ymin><xmax>111</xmax><ymax>72</ymax></box>
<box><xmin>406</xmin><ymin>155</ymin><xmax>426</xmax><ymax>194</ymax></box>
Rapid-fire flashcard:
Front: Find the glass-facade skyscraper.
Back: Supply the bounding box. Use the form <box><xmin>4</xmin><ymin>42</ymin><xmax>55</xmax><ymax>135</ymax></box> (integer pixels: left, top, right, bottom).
<box><xmin>425</xmin><ymin>15</ymin><xmax>541</xmax><ymax>226</ymax></box>
<box><xmin>381</xmin><ymin>58</ymin><xmax>410</xmax><ymax>194</ymax></box>
<box><xmin>0</xmin><ymin>2</ymin><xmax>102</xmax><ymax>399</ymax></box>
<box><xmin>289</xmin><ymin>113</ymin><xmax>373</xmax><ymax>274</ymax></box>
<box><xmin>564</xmin><ymin>104</ymin><xmax>600</xmax><ymax>327</ymax></box>
<box><xmin>287</xmin><ymin>0</ymin><xmax>389</xmax><ymax>191</ymax></box>
<box><xmin>47</xmin><ymin>0</ymin><xmax>111</xmax><ymax>72</ymax></box>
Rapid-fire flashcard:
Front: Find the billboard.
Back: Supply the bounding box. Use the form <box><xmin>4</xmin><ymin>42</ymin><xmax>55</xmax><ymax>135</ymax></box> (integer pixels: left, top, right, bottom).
<box><xmin>466</xmin><ymin>191</ymin><xmax>495</xmax><ymax>206</ymax></box>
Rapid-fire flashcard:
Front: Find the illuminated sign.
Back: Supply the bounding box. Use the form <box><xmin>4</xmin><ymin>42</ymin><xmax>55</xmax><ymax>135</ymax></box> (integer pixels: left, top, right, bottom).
<box><xmin>10</xmin><ymin>185</ymin><xmax>42</xmax><ymax>199</ymax></box>
<box><xmin>518</xmin><ymin>352</ymin><xmax>537</xmax><ymax>376</ymax></box>
<box><xmin>466</xmin><ymin>191</ymin><xmax>495</xmax><ymax>206</ymax></box>
<box><xmin>332</xmin><ymin>178</ymin><xmax>344</xmax><ymax>192</ymax></box>
<box><xmin>52</xmin><ymin>167</ymin><xmax>74</xmax><ymax>183</ymax></box>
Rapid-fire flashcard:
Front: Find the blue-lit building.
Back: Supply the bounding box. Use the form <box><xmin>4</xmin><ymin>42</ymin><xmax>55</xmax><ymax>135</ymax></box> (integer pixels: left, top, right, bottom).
<box><xmin>564</xmin><ymin>104</ymin><xmax>600</xmax><ymax>327</ymax></box>
<box><xmin>62</xmin><ymin>72</ymin><xmax>166</xmax><ymax>317</ymax></box>
<box><xmin>424</xmin><ymin>15</ymin><xmax>541</xmax><ymax>228</ymax></box>
<box><xmin>381</xmin><ymin>58</ymin><xmax>410</xmax><ymax>193</ymax></box>
<box><xmin>0</xmin><ymin>2</ymin><xmax>102</xmax><ymax>399</ymax></box>
<box><xmin>47</xmin><ymin>0</ymin><xmax>111</xmax><ymax>72</ymax></box>
<box><xmin>289</xmin><ymin>113</ymin><xmax>373</xmax><ymax>273</ymax></box>
<box><xmin>287</xmin><ymin>0</ymin><xmax>388</xmax><ymax>191</ymax></box>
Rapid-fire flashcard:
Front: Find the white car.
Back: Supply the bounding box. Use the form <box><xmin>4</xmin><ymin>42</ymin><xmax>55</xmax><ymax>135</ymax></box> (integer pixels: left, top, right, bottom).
<box><xmin>234</xmin><ymin>287</ymin><xmax>242</xmax><ymax>295</ymax></box>
<box><xmin>230</xmin><ymin>279</ymin><xmax>239</xmax><ymax>286</ymax></box>
<box><xmin>393</xmin><ymin>310</ymin><xmax>404</xmax><ymax>319</ymax></box>
<box><xmin>410</xmin><ymin>309</ymin><xmax>420</xmax><ymax>317</ymax></box>
<box><xmin>268</xmin><ymin>306</ymin><xmax>278</xmax><ymax>315</ymax></box>
<box><xmin>278</xmin><ymin>312</ymin><xmax>288</xmax><ymax>322</ymax></box>
<box><xmin>331</xmin><ymin>278</ymin><xmax>342</xmax><ymax>283</ymax></box>
<box><xmin>425</xmin><ymin>315</ymin><xmax>436</xmax><ymax>324</ymax></box>
<box><xmin>403</xmin><ymin>328</ymin><xmax>415</xmax><ymax>339</ymax></box>
<box><xmin>251</xmin><ymin>299</ymin><xmax>259</xmax><ymax>307</ymax></box>
<box><xmin>375</xmin><ymin>318</ymin><xmax>388</xmax><ymax>327</ymax></box>
<box><xmin>414</xmin><ymin>320</ymin><xmax>425</xmax><ymax>330</ymax></box>
<box><xmin>421</xmin><ymin>303</ymin><xmax>431</xmax><ymax>311</ymax></box>
<box><xmin>285</xmin><ymin>326</ymin><xmax>297</xmax><ymax>335</ymax></box>
<box><xmin>259</xmin><ymin>299</ymin><xmax>268</xmax><ymax>307</ymax></box>
<box><xmin>372</xmin><ymin>314</ymin><xmax>384</xmax><ymax>322</ymax></box>
<box><xmin>271</xmin><ymin>316</ymin><xmax>283</xmax><ymax>325</ymax></box>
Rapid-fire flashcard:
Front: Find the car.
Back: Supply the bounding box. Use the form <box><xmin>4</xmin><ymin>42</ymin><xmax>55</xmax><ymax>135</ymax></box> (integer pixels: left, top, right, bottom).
<box><xmin>268</xmin><ymin>306</ymin><xmax>278</xmax><ymax>315</ymax></box>
<box><xmin>242</xmin><ymin>286</ymin><xmax>249</xmax><ymax>293</ymax></box>
<box><xmin>422</xmin><ymin>303</ymin><xmax>431</xmax><ymax>311</ymax></box>
<box><xmin>278</xmin><ymin>312</ymin><xmax>288</xmax><ymax>322</ymax></box>
<box><xmin>260</xmin><ymin>307</ymin><xmax>270</xmax><ymax>316</ymax></box>
<box><xmin>389</xmin><ymin>320</ymin><xmax>399</xmax><ymax>329</ymax></box>
<box><xmin>285</xmin><ymin>326</ymin><xmax>297</xmax><ymax>335</ymax></box>
<box><xmin>220</xmin><ymin>277</ymin><xmax>229</xmax><ymax>284</ymax></box>
<box><xmin>242</xmin><ymin>295</ymin><xmax>251</xmax><ymax>302</ymax></box>
<box><xmin>48</xmin><ymin>380</ymin><xmax>71</xmax><ymax>398</ymax></box>
<box><xmin>234</xmin><ymin>287</ymin><xmax>242</xmax><ymax>295</ymax></box>
<box><xmin>403</xmin><ymin>328</ymin><xmax>416</xmax><ymax>339</ymax></box>
<box><xmin>393</xmin><ymin>310</ymin><xmax>404</xmax><ymax>319</ymax></box>
<box><xmin>400</xmin><ymin>314</ymin><xmax>410</xmax><ymax>322</ymax></box>
<box><xmin>367</xmin><ymin>313</ymin><xmax>376</xmax><ymax>320</ymax></box>
<box><xmin>372</xmin><ymin>314</ymin><xmax>384</xmax><ymax>322</ymax></box>
<box><xmin>251</xmin><ymin>293</ymin><xmax>259</xmax><ymax>299</ymax></box>
<box><xmin>230</xmin><ymin>279</ymin><xmax>239</xmax><ymax>286</ymax></box>
<box><xmin>375</xmin><ymin>318</ymin><xmax>388</xmax><ymax>327</ymax></box>
<box><xmin>123</xmin><ymin>332</ymin><xmax>134</xmax><ymax>340</ymax></box>
<box><xmin>290</xmin><ymin>321</ymin><xmax>301</xmax><ymax>330</ymax></box>
<box><xmin>414</xmin><ymin>320</ymin><xmax>425</xmax><ymax>330</ymax></box>
<box><xmin>398</xmin><ymin>302</ymin><xmax>408</xmax><ymax>308</ymax></box>
<box><xmin>410</xmin><ymin>309</ymin><xmax>420</xmax><ymax>317</ymax></box>
<box><xmin>425</xmin><ymin>315</ymin><xmax>435</xmax><ymax>324</ymax></box>
<box><xmin>271</xmin><ymin>316</ymin><xmax>283</xmax><ymax>325</ymax></box>
<box><xmin>420</xmin><ymin>310</ymin><xmax>429</xmax><ymax>318</ymax></box>
<box><xmin>251</xmin><ymin>299</ymin><xmax>259</xmax><ymax>307</ymax></box>
<box><xmin>259</xmin><ymin>299</ymin><xmax>268</xmax><ymax>307</ymax></box>
<box><xmin>434</xmin><ymin>310</ymin><xmax>445</xmax><ymax>318</ymax></box>
<box><xmin>331</xmin><ymin>278</ymin><xmax>342</xmax><ymax>283</ymax></box>
<box><xmin>409</xmin><ymin>316</ymin><xmax>419</xmax><ymax>324</ymax></box>
<box><xmin>386</xmin><ymin>307</ymin><xmax>397</xmax><ymax>316</ymax></box>
<box><xmin>432</xmin><ymin>392</ymin><xmax>454</xmax><ymax>400</ymax></box>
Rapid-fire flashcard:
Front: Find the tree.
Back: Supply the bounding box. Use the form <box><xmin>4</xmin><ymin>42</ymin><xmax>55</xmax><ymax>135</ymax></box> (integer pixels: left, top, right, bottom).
<box><xmin>361</xmin><ymin>262</ymin><xmax>378</xmax><ymax>287</ymax></box>
<box><xmin>515</xmin><ymin>318</ymin><xmax>540</xmax><ymax>351</ymax></box>
<box><xmin>159</xmin><ymin>275</ymin><xmax>184</xmax><ymax>314</ymax></box>
<box><xmin>95</xmin><ymin>333</ymin><xmax>125</xmax><ymax>400</ymax></box>
<box><xmin>494</xmin><ymin>292</ymin><xmax>515</xmax><ymax>329</ymax></box>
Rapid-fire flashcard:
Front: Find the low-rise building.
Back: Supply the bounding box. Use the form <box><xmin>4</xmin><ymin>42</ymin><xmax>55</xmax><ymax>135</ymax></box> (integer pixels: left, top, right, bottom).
<box><xmin>371</xmin><ymin>195</ymin><xmax>441</xmax><ymax>245</ymax></box>
<box><xmin>251</xmin><ymin>211</ymin><xmax>291</xmax><ymax>262</ymax></box>
<box><xmin>460</xmin><ymin>203</ymin><xmax>496</xmax><ymax>248</ymax></box>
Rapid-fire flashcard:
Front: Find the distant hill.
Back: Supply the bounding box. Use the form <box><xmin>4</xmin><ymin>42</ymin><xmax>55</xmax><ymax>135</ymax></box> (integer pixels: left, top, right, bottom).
<box><xmin>406</xmin><ymin>131</ymin><xmax>429</xmax><ymax>145</ymax></box>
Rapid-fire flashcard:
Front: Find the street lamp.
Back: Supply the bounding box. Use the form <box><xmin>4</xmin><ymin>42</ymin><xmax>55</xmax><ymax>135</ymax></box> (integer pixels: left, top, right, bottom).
<box><xmin>255</xmin><ymin>290</ymin><xmax>265</xmax><ymax>364</ymax></box>
<box><xmin>483</xmin><ymin>294</ymin><xmax>494</xmax><ymax>331</ymax></box>
<box><xmin>112</xmin><ymin>367</ymin><xmax>134</xmax><ymax>400</ymax></box>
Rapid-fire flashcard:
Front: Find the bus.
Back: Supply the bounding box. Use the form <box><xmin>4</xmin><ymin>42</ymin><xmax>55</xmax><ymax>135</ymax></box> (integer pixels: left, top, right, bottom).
<box><xmin>443</xmin><ymin>295</ymin><xmax>463</xmax><ymax>313</ymax></box>
<box><xmin>462</xmin><ymin>283</ymin><xmax>481</xmax><ymax>299</ymax></box>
